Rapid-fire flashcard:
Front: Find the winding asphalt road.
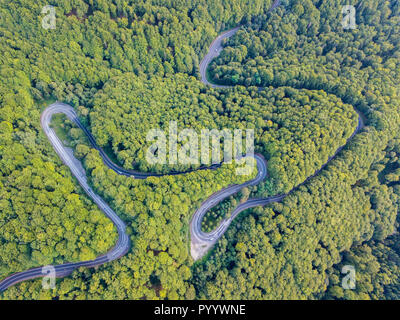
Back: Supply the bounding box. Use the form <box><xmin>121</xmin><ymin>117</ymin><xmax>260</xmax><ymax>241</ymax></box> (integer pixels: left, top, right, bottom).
<box><xmin>0</xmin><ymin>103</ymin><xmax>131</xmax><ymax>291</ymax></box>
<box><xmin>190</xmin><ymin>0</ymin><xmax>364</xmax><ymax>259</ymax></box>
<box><xmin>0</xmin><ymin>0</ymin><xmax>365</xmax><ymax>291</ymax></box>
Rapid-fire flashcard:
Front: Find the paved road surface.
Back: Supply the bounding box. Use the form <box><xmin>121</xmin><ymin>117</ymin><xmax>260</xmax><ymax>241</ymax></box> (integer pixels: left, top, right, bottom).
<box><xmin>0</xmin><ymin>102</ymin><xmax>131</xmax><ymax>292</ymax></box>
<box><xmin>199</xmin><ymin>26</ymin><xmax>241</xmax><ymax>88</ymax></box>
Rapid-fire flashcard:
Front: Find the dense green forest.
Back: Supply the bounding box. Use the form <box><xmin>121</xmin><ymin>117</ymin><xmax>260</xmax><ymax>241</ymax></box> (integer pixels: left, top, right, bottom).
<box><xmin>89</xmin><ymin>73</ymin><xmax>356</xmax><ymax>194</ymax></box>
<box><xmin>1</xmin><ymin>0</ymin><xmax>400</xmax><ymax>300</ymax></box>
<box><xmin>192</xmin><ymin>0</ymin><xmax>400</xmax><ymax>299</ymax></box>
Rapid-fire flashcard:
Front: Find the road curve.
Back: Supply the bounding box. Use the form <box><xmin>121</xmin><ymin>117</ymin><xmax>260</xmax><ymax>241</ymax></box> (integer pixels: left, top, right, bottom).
<box><xmin>199</xmin><ymin>26</ymin><xmax>241</xmax><ymax>88</ymax></box>
<box><xmin>0</xmin><ymin>102</ymin><xmax>131</xmax><ymax>292</ymax></box>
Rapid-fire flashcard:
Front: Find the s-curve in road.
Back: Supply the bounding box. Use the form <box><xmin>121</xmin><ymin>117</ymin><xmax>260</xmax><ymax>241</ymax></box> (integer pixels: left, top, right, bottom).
<box><xmin>0</xmin><ymin>100</ymin><xmax>266</xmax><ymax>291</ymax></box>
<box><xmin>190</xmin><ymin>154</ymin><xmax>274</xmax><ymax>260</ymax></box>
<box><xmin>0</xmin><ymin>102</ymin><xmax>131</xmax><ymax>292</ymax></box>
<box><xmin>0</xmin><ymin>102</ymin><xmax>267</xmax><ymax>291</ymax></box>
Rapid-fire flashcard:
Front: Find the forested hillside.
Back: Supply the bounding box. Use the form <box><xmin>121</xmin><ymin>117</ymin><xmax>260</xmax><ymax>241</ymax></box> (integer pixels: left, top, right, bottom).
<box><xmin>1</xmin><ymin>0</ymin><xmax>400</xmax><ymax>300</ymax></box>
